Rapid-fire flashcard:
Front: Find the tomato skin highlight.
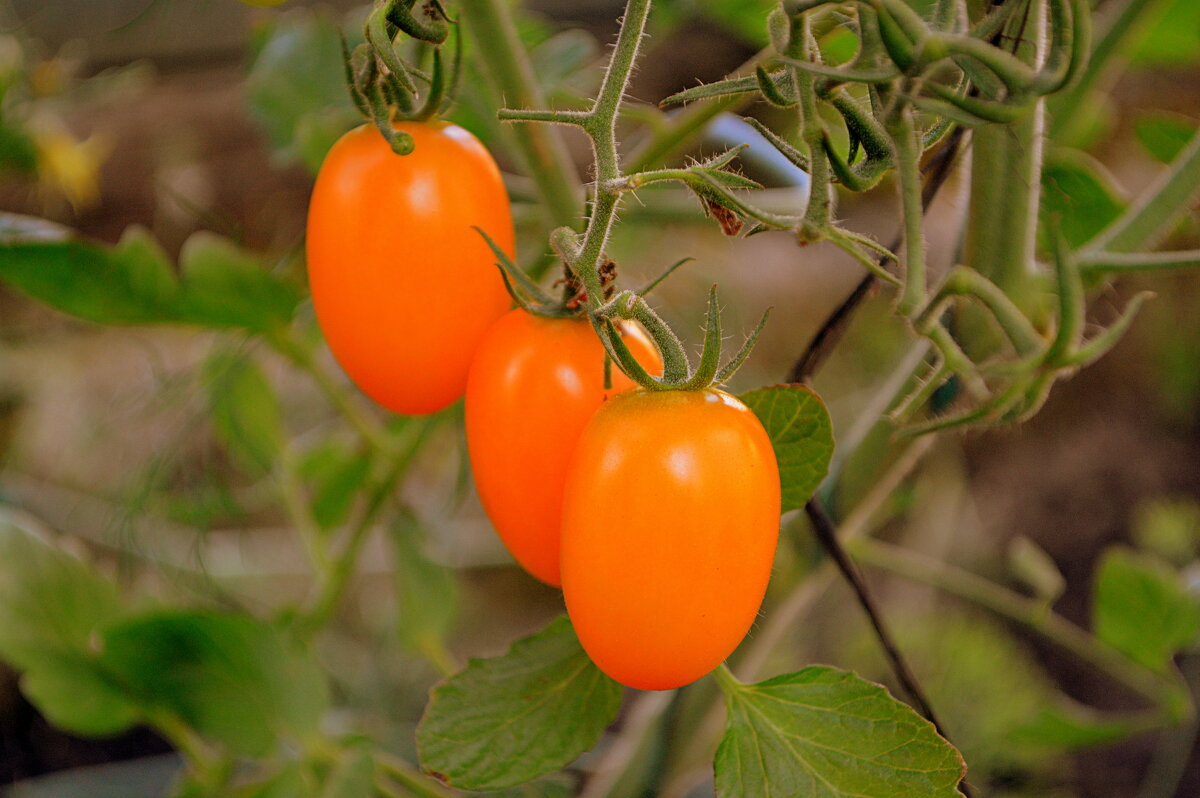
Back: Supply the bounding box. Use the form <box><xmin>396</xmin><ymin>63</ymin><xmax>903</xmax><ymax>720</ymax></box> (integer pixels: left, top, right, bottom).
<box><xmin>465</xmin><ymin>310</ymin><xmax>662</xmax><ymax>586</ymax></box>
<box><xmin>306</xmin><ymin>122</ymin><xmax>514</xmax><ymax>415</ymax></box>
<box><xmin>560</xmin><ymin>389</ymin><xmax>780</xmax><ymax>690</ymax></box>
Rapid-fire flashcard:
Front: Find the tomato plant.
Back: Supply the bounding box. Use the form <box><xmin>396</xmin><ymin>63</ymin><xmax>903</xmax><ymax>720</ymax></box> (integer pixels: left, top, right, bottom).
<box><xmin>560</xmin><ymin>389</ymin><xmax>781</xmax><ymax>690</ymax></box>
<box><xmin>306</xmin><ymin>121</ymin><xmax>514</xmax><ymax>415</ymax></box>
<box><xmin>466</xmin><ymin>309</ymin><xmax>663</xmax><ymax>586</ymax></box>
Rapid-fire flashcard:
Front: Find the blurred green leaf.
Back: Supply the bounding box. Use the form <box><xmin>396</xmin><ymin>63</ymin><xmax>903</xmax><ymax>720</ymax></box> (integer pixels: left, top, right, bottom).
<box><xmin>0</xmin><ymin>216</ymin><xmax>298</xmax><ymax>332</ymax></box>
<box><xmin>0</xmin><ymin>523</ymin><xmax>126</xmax><ymax>670</ymax></box>
<box><xmin>740</xmin><ymin>385</ymin><xmax>835</xmax><ymax>513</ymax></box>
<box><xmin>177</xmin><ymin>233</ymin><xmax>300</xmax><ymax>332</ymax></box>
<box><xmin>1130</xmin><ymin>0</ymin><xmax>1200</xmax><ymax>67</ymax></box>
<box><xmin>0</xmin><ymin>222</ymin><xmax>179</xmax><ymax>324</ymax></box>
<box><xmin>715</xmin><ymin>666</ymin><xmax>966</xmax><ymax>797</ymax></box>
<box><xmin>21</xmin><ymin>651</ymin><xmax>141</xmax><ymax>737</ymax></box>
<box><xmin>99</xmin><ymin>610</ymin><xmax>329</xmax><ymax>757</ymax></box>
<box><xmin>0</xmin><ymin>121</ymin><xmax>37</xmax><ymax>174</ymax></box>
<box><xmin>246</xmin><ymin>10</ymin><xmax>360</xmax><ymax>171</ymax></box>
<box><xmin>1134</xmin><ymin>113</ymin><xmax>1198</xmax><ymax>164</ymax></box>
<box><xmin>300</xmin><ymin>442</ymin><xmax>371</xmax><ymax>530</ymax></box>
<box><xmin>1039</xmin><ymin>150</ymin><xmax>1125</xmax><ymax>251</ymax></box>
<box><xmin>231</xmin><ymin>764</ymin><xmax>315</xmax><ymax>798</ymax></box>
<box><xmin>1011</xmin><ymin>702</ymin><xmax>1144</xmax><ymax>749</ymax></box>
<box><xmin>204</xmin><ymin>350</ymin><xmax>284</xmax><ymax>476</ymax></box>
<box><xmin>842</xmin><ymin>608</ymin><xmax>1065</xmax><ymax>781</ymax></box>
<box><xmin>1008</xmin><ymin>536</ymin><xmax>1066</xmax><ymax>604</ymax></box>
<box><xmin>0</xmin><ymin>522</ymin><xmax>139</xmax><ymax>736</ymax></box>
<box><xmin>820</xmin><ymin>27</ymin><xmax>859</xmax><ymax>66</ymax></box>
<box><xmin>389</xmin><ymin>514</ymin><xmax>458</xmax><ymax>662</ymax></box>
<box><xmin>417</xmin><ymin>616</ymin><xmax>623</xmax><ymax>791</ymax></box>
<box><xmin>1093</xmin><ymin>547</ymin><xmax>1200</xmax><ymax>672</ymax></box>
<box><xmin>321</xmin><ymin>749</ymin><xmax>376</xmax><ymax>798</ymax></box>
<box><xmin>1133</xmin><ymin>498</ymin><xmax>1200</xmax><ymax>566</ymax></box>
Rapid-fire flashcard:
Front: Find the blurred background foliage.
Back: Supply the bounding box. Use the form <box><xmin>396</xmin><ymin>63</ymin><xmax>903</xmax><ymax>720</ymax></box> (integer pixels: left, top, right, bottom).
<box><xmin>0</xmin><ymin>0</ymin><xmax>1199</xmax><ymax>796</ymax></box>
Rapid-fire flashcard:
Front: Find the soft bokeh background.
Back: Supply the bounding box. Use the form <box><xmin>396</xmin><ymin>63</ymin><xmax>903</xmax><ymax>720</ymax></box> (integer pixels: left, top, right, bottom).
<box><xmin>1</xmin><ymin>1</ymin><xmax>1199</xmax><ymax>796</ymax></box>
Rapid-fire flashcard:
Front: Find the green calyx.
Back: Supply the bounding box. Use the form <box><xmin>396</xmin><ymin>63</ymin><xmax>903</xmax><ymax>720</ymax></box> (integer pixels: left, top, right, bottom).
<box><xmin>342</xmin><ymin>0</ymin><xmax>463</xmax><ymax>154</ymax></box>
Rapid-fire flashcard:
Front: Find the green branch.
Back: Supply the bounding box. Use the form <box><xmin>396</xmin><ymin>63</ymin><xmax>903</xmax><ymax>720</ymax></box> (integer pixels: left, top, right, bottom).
<box><xmin>849</xmin><ymin>538</ymin><xmax>1193</xmax><ymax>722</ymax></box>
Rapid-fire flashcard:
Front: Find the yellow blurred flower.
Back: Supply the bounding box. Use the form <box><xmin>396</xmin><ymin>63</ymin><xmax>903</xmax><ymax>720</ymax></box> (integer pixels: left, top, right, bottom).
<box><xmin>31</xmin><ymin>122</ymin><xmax>111</xmax><ymax>212</ymax></box>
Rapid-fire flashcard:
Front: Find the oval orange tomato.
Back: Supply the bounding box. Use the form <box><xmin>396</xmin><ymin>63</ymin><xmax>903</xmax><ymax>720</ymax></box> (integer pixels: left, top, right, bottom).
<box><xmin>307</xmin><ymin>122</ymin><xmax>514</xmax><ymax>415</ymax></box>
<box><xmin>561</xmin><ymin>389</ymin><xmax>780</xmax><ymax>690</ymax></box>
<box><xmin>465</xmin><ymin>310</ymin><xmax>662</xmax><ymax>586</ymax></box>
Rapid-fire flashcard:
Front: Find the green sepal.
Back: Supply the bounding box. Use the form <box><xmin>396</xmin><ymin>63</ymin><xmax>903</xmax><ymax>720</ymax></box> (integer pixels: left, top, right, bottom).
<box><xmin>339</xmin><ymin>32</ymin><xmax>370</xmax><ymax>117</ymax></box>
<box><xmin>414</xmin><ymin>44</ymin><xmax>448</xmax><ymax>121</ymax></box>
<box><xmin>755</xmin><ymin>64</ymin><xmax>796</xmax><ymax>107</ymax></box>
<box><xmin>777</xmin><ymin>56</ymin><xmax>899</xmax><ymax>84</ymax></box>
<box><xmin>1062</xmin><ymin>291</ymin><xmax>1153</xmax><ymax>368</ymax></box>
<box><xmin>679</xmin><ymin>285</ymin><xmax>723</xmax><ymax>390</ymax></box>
<box><xmin>713</xmin><ymin>306</ymin><xmax>771</xmax><ymax>386</ymax></box>
<box><xmin>636</xmin><ymin>257</ymin><xmax>693</xmax><ymax>297</ymax></box>
<box><xmin>599</xmin><ymin>317</ymin><xmax>670</xmax><ymax>391</ymax></box>
<box><xmin>386</xmin><ymin>0</ymin><xmax>450</xmax><ymax>45</ymax></box>
<box><xmin>873</xmin><ymin>0</ymin><xmax>919</xmax><ymax>72</ymax></box>
<box><xmin>438</xmin><ymin>19</ymin><xmax>465</xmax><ymax>115</ymax></box>
<box><xmin>660</xmin><ymin>74</ymin><xmax>766</xmax><ymax>107</ymax></box>
<box><xmin>365</xmin><ymin>5</ymin><xmax>418</xmax><ymax>98</ymax></box>
<box><xmin>472</xmin><ymin>226</ymin><xmax>560</xmax><ymax>312</ymax></box>
<box><xmin>743</xmin><ymin>117</ymin><xmax>810</xmax><ymax>172</ymax></box>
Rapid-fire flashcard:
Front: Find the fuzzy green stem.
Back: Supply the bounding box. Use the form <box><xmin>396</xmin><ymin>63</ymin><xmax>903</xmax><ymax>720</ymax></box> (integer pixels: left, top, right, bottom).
<box><xmin>297</xmin><ymin>418</ymin><xmax>435</xmax><ymax>636</ymax></box>
<box><xmin>268</xmin><ymin>330</ymin><xmax>390</xmax><ymax>454</ymax></box>
<box><xmin>892</xmin><ymin>107</ymin><xmax>926</xmax><ymax>315</ymax></box>
<box><xmin>1077</xmin><ymin>248</ymin><xmax>1200</xmax><ymax>278</ymax></box>
<box><xmin>570</xmin><ymin>0</ymin><xmax>654</xmax><ymax>305</ymax></box>
<box><xmin>961</xmin><ymin>4</ymin><xmax>1047</xmax><ymax>319</ymax></box>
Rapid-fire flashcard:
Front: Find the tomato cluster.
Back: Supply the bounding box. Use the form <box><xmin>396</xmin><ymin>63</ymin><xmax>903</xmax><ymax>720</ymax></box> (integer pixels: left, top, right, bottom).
<box><xmin>308</xmin><ymin>124</ymin><xmax>781</xmax><ymax>691</ymax></box>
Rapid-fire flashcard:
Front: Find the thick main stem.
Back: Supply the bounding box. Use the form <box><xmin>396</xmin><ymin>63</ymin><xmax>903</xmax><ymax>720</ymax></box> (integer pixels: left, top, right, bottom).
<box><xmin>573</xmin><ymin>0</ymin><xmax>654</xmax><ymax>304</ymax></box>
<box><xmin>962</xmin><ymin>1</ymin><xmax>1047</xmax><ymax>321</ymax></box>
<box><xmin>459</xmin><ymin>0</ymin><xmax>582</xmax><ymax>226</ymax></box>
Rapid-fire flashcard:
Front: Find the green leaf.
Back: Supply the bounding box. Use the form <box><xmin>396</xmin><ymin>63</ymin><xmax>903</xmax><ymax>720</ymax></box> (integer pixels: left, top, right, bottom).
<box><xmin>1132</xmin><ymin>498</ymin><xmax>1200</xmax><ymax>566</ymax></box>
<box><xmin>0</xmin><ymin>522</ymin><xmax>139</xmax><ymax>736</ymax></box>
<box><xmin>1130</xmin><ymin>0</ymin><xmax>1200</xmax><ymax>67</ymax></box>
<box><xmin>98</xmin><ymin>610</ymin><xmax>329</xmax><ymax>756</ymax></box>
<box><xmin>0</xmin><ymin>523</ymin><xmax>126</xmax><ymax>670</ymax></box>
<box><xmin>0</xmin><ymin>222</ymin><xmax>180</xmax><ymax>324</ymax></box>
<box><xmin>715</xmin><ymin>666</ymin><xmax>966</xmax><ymax>798</ymax></box>
<box><xmin>1092</xmin><ymin>547</ymin><xmax>1200</xmax><ymax>672</ymax></box>
<box><xmin>204</xmin><ymin>350</ymin><xmax>284</xmax><ymax>476</ymax></box>
<box><xmin>177</xmin><ymin>233</ymin><xmax>300</xmax><ymax>332</ymax></box>
<box><xmin>389</xmin><ymin>515</ymin><xmax>458</xmax><ymax>661</ymax></box>
<box><xmin>300</xmin><ymin>442</ymin><xmax>371</xmax><ymax>530</ymax></box>
<box><xmin>246</xmin><ymin>10</ymin><xmax>360</xmax><ymax>171</ymax></box>
<box><xmin>231</xmin><ymin>764</ymin><xmax>316</xmax><ymax>798</ymax></box>
<box><xmin>20</xmin><ymin>651</ymin><xmax>141</xmax><ymax>737</ymax></box>
<box><xmin>1011</xmin><ymin>702</ymin><xmax>1144</xmax><ymax>749</ymax></box>
<box><xmin>740</xmin><ymin>385</ymin><xmax>835</xmax><ymax>513</ymax></box>
<box><xmin>1007</xmin><ymin>536</ymin><xmax>1066</xmax><ymax>604</ymax></box>
<box><xmin>0</xmin><ymin>121</ymin><xmax>38</xmax><ymax>174</ymax></box>
<box><xmin>417</xmin><ymin>616</ymin><xmax>623</xmax><ymax>791</ymax></box>
<box><xmin>1039</xmin><ymin>150</ymin><xmax>1125</xmax><ymax>251</ymax></box>
<box><xmin>0</xmin><ymin>216</ymin><xmax>298</xmax><ymax>333</ymax></box>
<box><xmin>1134</xmin><ymin>113</ymin><xmax>1199</xmax><ymax>164</ymax></box>
<box><xmin>321</xmin><ymin>749</ymin><xmax>376</xmax><ymax>798</ymax></box>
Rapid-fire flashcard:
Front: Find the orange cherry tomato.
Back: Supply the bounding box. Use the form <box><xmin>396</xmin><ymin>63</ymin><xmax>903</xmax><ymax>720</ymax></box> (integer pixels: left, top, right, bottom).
<box><xmin>307</xmin><ymin>122</ymin><xmax>514</xmax><ymax>415</ymax></box>
<box><xmin>561</xmin><ymin>389</ymin><xmax>780</xmax><ymax>690</ymax></box>
<box><xmin>465</xmin><ymin>310</ymin><xmax>662</xmax><ymax>586</ymax></box>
